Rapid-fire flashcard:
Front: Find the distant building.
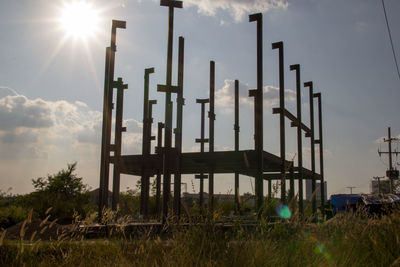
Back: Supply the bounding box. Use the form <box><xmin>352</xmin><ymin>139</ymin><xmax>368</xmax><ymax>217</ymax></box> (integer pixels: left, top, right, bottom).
<box><xmin>90</xmin><ymin>188</ymin><xmax>112</xmax><ymax>207</ymax></box>
<box><xmin>305</xmin><ymin>180</ymin><xmax>327</xmax><ymax>202</ymax></box>
<box><xmin>370</xmin><ymin>179</ymin><xmax>391</xmax><ymax>194</ymax></box>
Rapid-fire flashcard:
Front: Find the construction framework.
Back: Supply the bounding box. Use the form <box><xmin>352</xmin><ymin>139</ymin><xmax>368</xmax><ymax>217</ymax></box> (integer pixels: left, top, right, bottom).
<box><xmin>98</xmin><ymin>0</ymin><xmax>325</xmax><ymax>222</ymax></box>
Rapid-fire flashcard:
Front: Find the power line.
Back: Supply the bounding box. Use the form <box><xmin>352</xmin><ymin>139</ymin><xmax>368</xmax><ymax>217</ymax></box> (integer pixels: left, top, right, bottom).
<box><xmin>381</xmin><ymin>0</ymin><xmax>400</xmax><ymax>81</ymax></box>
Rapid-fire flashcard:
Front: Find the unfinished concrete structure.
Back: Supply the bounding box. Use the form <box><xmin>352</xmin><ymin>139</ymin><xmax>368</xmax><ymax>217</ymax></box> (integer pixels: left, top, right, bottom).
<box><xmin>98</xmin><ymin>0</ymin><xmax>325</xmax><ymax>222</ymax></box>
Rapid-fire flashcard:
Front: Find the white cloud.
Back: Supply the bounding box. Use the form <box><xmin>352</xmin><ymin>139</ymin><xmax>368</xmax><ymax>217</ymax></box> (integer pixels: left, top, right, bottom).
<box><xmin>262</xmin><ymin>85</ymin><xmax>296</xmax><ymax>106</ymax></box>
<box><xmin>215</xmin><ymin>79</ymin><xmax>296</xmax><ymax>114</ymax></box>
<box><xmin>184</xmin><ymin>0</ymin><xmax>289</xmax><ymax>22</ymax></box>
<box><xmin>0</xmin><ymin>88</ymin><xmax>143</xmax><ymax>159</ymax></box>
<box><xmin>0</xmin><ymin>87</ymin><xmax>147</xmax><ymax>193</ymax></box>
<box><xmin>0</xmin><ymin>94</ymin><xmax>53</xmax><ymax>130</ymax></box>
<box><xmin>0</xmin><ymin>86</ymin><xmax>18</xmax><ymax>98</ymax></box>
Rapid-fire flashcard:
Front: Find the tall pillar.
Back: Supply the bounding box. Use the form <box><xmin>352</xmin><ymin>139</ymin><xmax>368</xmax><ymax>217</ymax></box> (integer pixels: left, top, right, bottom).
<box><xmin>208</xmin><ymin>61</ymin><xmax>215</xmax><ymax>214</ymax></box>
<box><xmin>147</xmin><ymin>100</ymin><xmax>157</xmax><ymax>215</ymax></box>
<box><xmin>249</xmin><ymin>13</ymin><xmax>264</xmax><ymax>214</ymax></box>
<box><xmin>99</xmin><ymin>47</ymin><xmax>111</xmax><ymax>215</ymax></box>
<box><xmin>195</xmin><ymin>99</ymin><xmax>209</xmax><ymax>215</ymax></box>
<box><xmin>290</xmin><ymin>64</ymin><xmax>304</xmax><ymax>214</ymax></box>
<box><xmin>112</xmin><ymin>78</ymin><xmax>128</xmax><ymax>211</ymax></box>
<box><xmin>99</xmin><ymin>20</ymin><xmax>126</xmax><ymax>219</ymax></box>
<box><xmin>158</xmin><ymin>0</ymin><xmax>182</xmax><ymax>224</ymax></box>
<box><xmin>272</xmin><ymin>41</ymin><xmax>286</xmax><ymax>203</ymax></box>
<box><xmin>234</xmin><ymin>80</ymin><xmax>240</xmax><ymax>213</ymax></box>
<box><xmin>314</xmin><ymin>93</ymin><xmax>324</xmax><ymax>207</ymax></box>
<box><xmin>304</xmin><ymin>81</ymin><xmax>316</xmax><ymax>215</ymax></box>
<box><xmin>289</xmin><ymin>166</ymin><xmax>294</xmax><ymax>202</ymax></box>
<box><xmin>156</xmin><ymin>122</ymin><xmax>164</xmax><ymax>218</ymax></box>
<box><xmin>141</xmin><ymin>68</ymin><xmax>154</xmax><ymax>218</ymax></box>
<box><xmin>174</xmin><ymin>36</ymin><xmax>185</xmax><ymax>218</ymax></box>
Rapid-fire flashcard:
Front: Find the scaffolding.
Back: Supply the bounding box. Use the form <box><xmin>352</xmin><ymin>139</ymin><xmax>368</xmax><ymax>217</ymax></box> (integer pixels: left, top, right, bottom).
<box><xmin>98</xmin><ymin>0</ymin><xmax>325</xmax><ymax>223</ymax></box>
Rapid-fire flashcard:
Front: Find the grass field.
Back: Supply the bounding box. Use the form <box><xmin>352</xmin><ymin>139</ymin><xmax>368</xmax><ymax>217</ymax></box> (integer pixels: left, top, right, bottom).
<box><xmin>1</xmin><ymin>209</ymin><xmax>400</xmax><ymax>266</ymax></box>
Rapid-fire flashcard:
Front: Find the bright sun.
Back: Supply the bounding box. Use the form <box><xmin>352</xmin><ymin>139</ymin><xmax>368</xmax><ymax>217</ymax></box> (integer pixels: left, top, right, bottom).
<box><xmin>60</xmin><ymin>2</ymin><xmax>100</xmax><ymax>39</ymax></box>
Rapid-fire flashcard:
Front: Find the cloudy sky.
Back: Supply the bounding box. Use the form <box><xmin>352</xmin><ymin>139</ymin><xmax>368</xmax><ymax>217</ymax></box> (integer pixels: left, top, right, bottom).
<box><xmin>0</xmin><ymin>0</ymin><xmax>399</xmax><ymax>197</ymax></box>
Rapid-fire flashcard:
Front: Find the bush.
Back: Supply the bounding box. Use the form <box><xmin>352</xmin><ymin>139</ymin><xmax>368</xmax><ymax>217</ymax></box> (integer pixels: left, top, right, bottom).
<box><xmin>28</xmin><ymin>162</ymin><xmax>91</xmax><ymax>224</ymax></box>
<box><xmin>0</xmin><ymin>205</ymin><xmax>31</xmax><ymax>229</ymax></box>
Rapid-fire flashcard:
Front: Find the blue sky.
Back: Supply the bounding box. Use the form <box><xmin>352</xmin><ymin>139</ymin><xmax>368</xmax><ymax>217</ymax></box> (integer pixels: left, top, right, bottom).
<box><xmin>0</xmin><ymin>0</ymin><xmax>399</xmax><ymax>197</ymax></box>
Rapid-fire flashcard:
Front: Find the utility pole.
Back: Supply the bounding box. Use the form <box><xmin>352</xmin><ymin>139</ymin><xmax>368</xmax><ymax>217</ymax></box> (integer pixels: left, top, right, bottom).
<box><xmin>346</xmin><ymin>186</ymin><xmax>356</xmax><ymax>194</ymax></box>
<box><xmin>378</xmin><ymin>127</ymin><xmax>399</xmax><ymax>193</ymax></box>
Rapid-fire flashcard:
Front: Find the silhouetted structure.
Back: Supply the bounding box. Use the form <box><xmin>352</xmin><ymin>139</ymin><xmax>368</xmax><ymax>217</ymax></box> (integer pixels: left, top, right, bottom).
<box><xmin>378</xmin><ymin>127</ymin><xmax>400</xmax><ymax>193</ymax></box>
<box><xmin>98</xmin><ymin>1</ymin><xmax>325</xmax><ymax>223</ymax></box>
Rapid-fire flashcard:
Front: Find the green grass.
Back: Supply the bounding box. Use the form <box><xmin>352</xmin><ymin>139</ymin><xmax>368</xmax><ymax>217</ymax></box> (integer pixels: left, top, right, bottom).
<box><xmin>1</xmin><ymin>210</ymin><xmax>400</xmax><ymax>266</ymax></box>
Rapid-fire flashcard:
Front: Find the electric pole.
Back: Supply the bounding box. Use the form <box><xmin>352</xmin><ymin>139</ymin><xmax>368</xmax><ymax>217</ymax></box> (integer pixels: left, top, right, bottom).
<box><xmin>378</xmin><ymin>127</ymin><xmax>399</xmax><ymax>194</ymax></box>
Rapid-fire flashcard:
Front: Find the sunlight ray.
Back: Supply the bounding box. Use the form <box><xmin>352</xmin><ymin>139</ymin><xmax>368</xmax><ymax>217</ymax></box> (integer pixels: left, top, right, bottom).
<box><xmin>82</xmin><ymin>39</ymin><xmax>102</xmax><ymax>96</ymax></box>
<box><xmin>34</xmin><ymin>34</ymin><xmax>71</xmax><ymax>84</ymax></box>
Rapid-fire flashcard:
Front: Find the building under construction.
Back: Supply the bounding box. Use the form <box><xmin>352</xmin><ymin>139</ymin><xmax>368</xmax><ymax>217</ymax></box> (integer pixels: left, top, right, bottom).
<box><xmin>98</xmin><ymin>0</ymin><xmax>326</xmax><ymax>223</ymax></box>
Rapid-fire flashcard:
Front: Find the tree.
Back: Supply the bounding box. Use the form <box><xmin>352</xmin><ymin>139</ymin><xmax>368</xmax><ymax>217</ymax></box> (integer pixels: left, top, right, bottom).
<box><xmin>32</xmin><ymin>162</ymin><xmax>87</xmax><ymax>196</ymax></box>
<box><xmin>30</xmin><ymin>162</ymin><xmax>91</xmax><ymax>223</ymax></box>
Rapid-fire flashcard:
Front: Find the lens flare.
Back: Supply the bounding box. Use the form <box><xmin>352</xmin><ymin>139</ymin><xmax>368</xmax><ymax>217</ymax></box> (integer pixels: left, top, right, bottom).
<box><xmin>276</xmin><ymin>204</ymin><xmax>291</xmax><ymax>219</ymax></box>
<box><xmin>304</xmin><ymin>232</ymin><xmax>333</xmax><ymax>263</ymax></box>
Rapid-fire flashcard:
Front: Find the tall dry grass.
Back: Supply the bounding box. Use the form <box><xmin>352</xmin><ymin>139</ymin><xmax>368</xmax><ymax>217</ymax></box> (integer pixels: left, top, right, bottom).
<box><xmin>1</xmin><ymin>207</ymin><xmax>400</xmax><ymax>266</ymax></box>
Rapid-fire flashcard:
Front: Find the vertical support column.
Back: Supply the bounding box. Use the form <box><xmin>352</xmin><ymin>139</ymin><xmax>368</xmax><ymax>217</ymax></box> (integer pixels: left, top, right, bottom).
<box><xmin>148</xmin><ymin>100</ymin><xmax>157</xmax><ymax>215</ymax></box>
<box><xmin>304</xmin><ymin>81</ymin><xmax>316</xmax><ymax>215</ymax></box>
<box><xmin>272</xmin><ymin>41</ymin><xmax>286</xmax><ymax>203</ymax></box>
<box><xmin>106</xmin><ymin>21</ymin><xmax>126</xmax><ymax>209</ymax></box>
<box><xmin>234</xmin><ymin>80</ymin><xmax>240</xmax><ymax>213</ymax></box>
<box><xmin>99</xmin><ymin>47</ymin><xmax>111</xmax><ymax>216</ymax></box>
<box><xmin>290</xmin><ymin>64</ymin><xmax>304</xmax><ymax>214</ymax></box>
<box><xmin>208</xmin><ymin>61</ymin><xmax>215</xmax><ymax>214</ymax></box>
<box><xmin>156</xmin><ymin>122</ymin><xmax>164</xmax><ymax>219</ymax></box>
<box><xmin>314</xmin><ymin>93</ymin><xmax>324</xmax><ymax>207</ymax></box>
<box><xmin>268</xmin><ymin>179</ymin><xmax>272</xmax><ymax>200</ymax></box>
<box><xmin>99</xmin><ymin>20</ymin><xmax>126</xmax><ymax>219</ymax></box>
<box><xmin>148</xmin><ymin>100</ymin><xmax>157</xmax><ymax>152</ymax></box>
<box><xmin>112</xmin><ymin>78</ymin><xmax>128</xmax><ymax>210</ymax></box>
<box><xmin>249</xmin><ymin>13</ymin><xmax>264</xmax><ymax>214</ymax></box>
<box><xmin>174</xmin><ymin>36</ymin><xmax>185</xmax><ymax>218</ymax></box>
<box><xmin>141</xmin><ymin>68</ymin><xmax>155</xmax><ymax>218</ymax></box>
<box><xmin>159</xmin><ymin>0</ymin><xmax>182</xmax><ymax>224</ymax></box>
<box><xmin>289</xmin><ymin>166</ymin><xmax>294</xmax><ymax>202</ymax></box>
<box><xmin>195</xmin><ymin>99</ymin><xmax>210</xmax><ymax>215</ymax></box>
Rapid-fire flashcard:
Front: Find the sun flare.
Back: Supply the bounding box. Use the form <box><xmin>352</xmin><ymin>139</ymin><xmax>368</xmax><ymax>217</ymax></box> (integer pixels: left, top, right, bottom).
<box><xmin>60</xmin><ymin>2</ymin><xmax>100</xmax><ymax>39</ymax></box>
